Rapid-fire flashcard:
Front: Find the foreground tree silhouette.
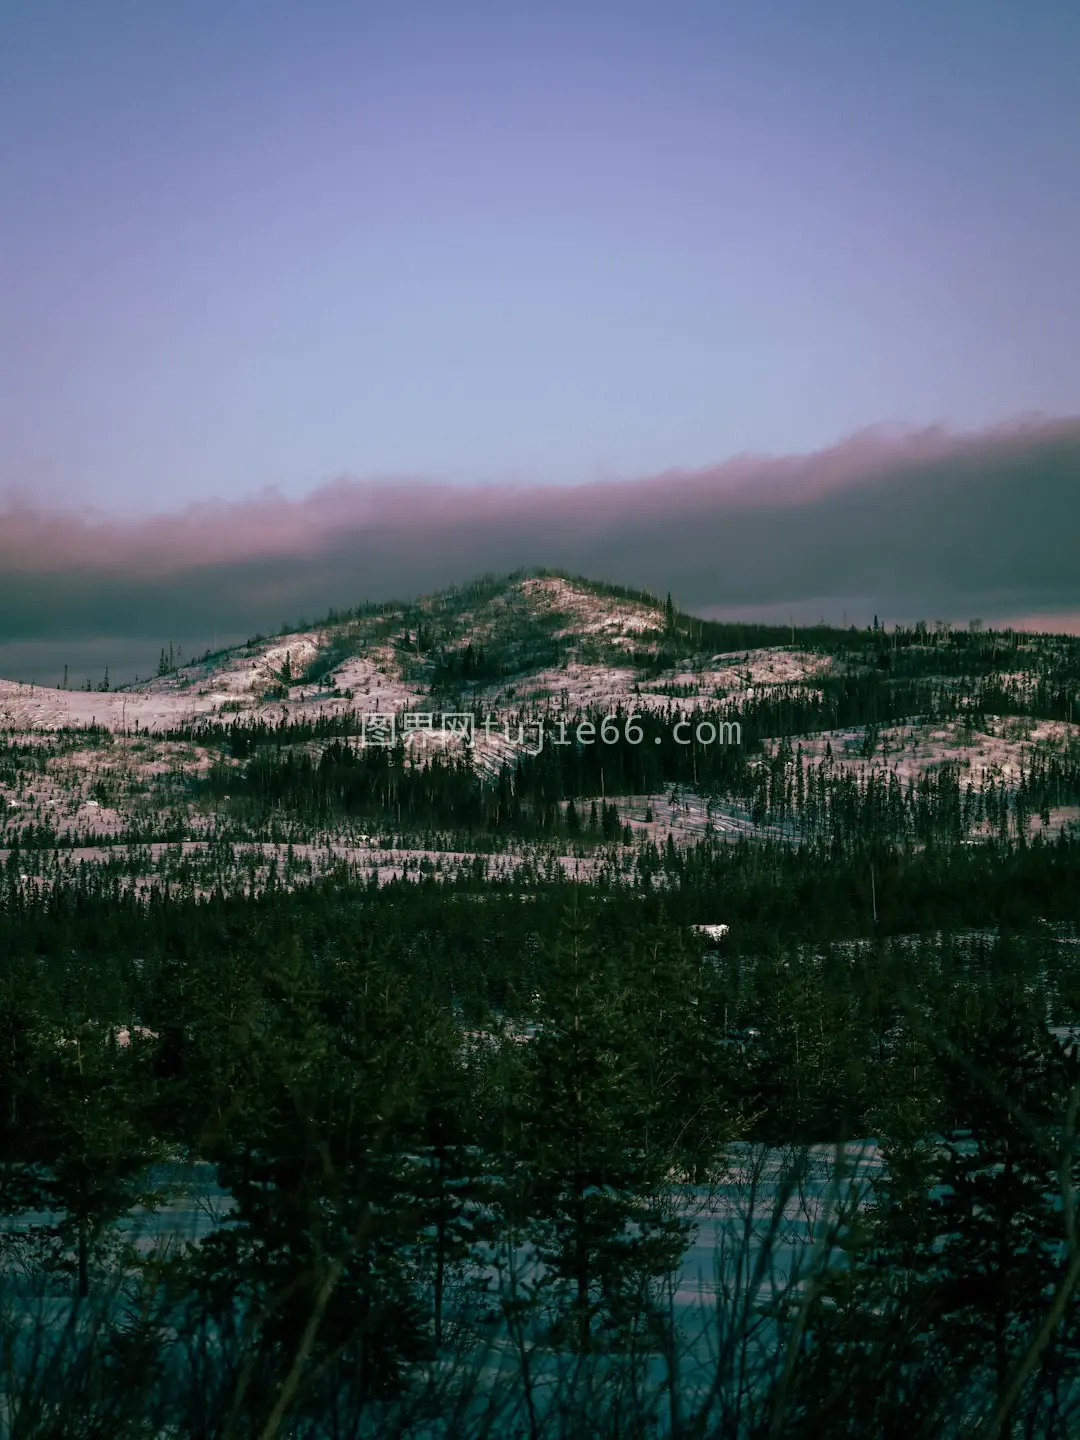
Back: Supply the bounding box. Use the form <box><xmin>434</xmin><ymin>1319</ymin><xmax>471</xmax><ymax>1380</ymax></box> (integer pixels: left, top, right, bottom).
<box><xmin>511</xmin><ymin>905</ymin><xmax>691</xmax><ymax>1355</ymax></box>
<box><xmin>35</xmin><ymin>1022</ymin><xmax>161</xmax><ymax>1298</ymax></box>
<box><xmin>785</xmin><ymin>986</ymin><xmax>1080</xmax><ymax>1438</ymax></box>
<box><xmin>186</xmin><ymin>941</ymin><xmax>433</xmax><ymax>1431</ymax></box>
<box><xmin>399</xmin><ymin>1010</ymin><xmax>499</xmax><ymax>1350</ymax></box>
<box><xmin>925</xmin><ymin>989</ymin><xmax>1080</xmax><ymax>1435</ymax></box>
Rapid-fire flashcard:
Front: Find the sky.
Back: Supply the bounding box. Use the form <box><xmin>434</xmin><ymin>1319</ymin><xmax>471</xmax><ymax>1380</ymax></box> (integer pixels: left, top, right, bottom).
<box><xmin>2</xmin><ymin>0</ymin><xmax>1079</xmax><ymax>517</ymax></box>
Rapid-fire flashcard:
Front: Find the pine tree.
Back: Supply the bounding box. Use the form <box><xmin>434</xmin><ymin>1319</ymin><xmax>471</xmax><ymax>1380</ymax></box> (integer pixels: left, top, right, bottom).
<box><xmin>34</xmin><ymin>1021</ymin><xmax>162</xmax><ymax>1298</ymax></box>
<box><xmin>923</xmin><ymin>992</ymin><xmax>1080</xmax><ymax>1431</ymax></box>
<box><xmin>511</xmin><ymin>905</ymin><xmax>690</xmax><ymax>1353</ymax></box>
<box><xmin>191</xmin><ymin>942</ymin><xmax>433</xmax><ymax>1424</ymax></box>
<box><xmin>400</xmin><ymin>1011</ymin><xmax>499</xmax><ymax>1348</ymax></box>
<box><xmin>789</xmin><ymin>988</ymin><xmax>1080</xmax><ymax>1436</ymax></box>
<box><xmin>0</xmin><ymin>963</ymin><xmax>51</xmax><ymax>1216</ymax></box>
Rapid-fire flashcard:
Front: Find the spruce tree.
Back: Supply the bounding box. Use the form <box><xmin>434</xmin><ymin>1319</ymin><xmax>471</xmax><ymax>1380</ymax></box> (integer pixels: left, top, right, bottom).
<box><xmin>34</xmin><ymin>1021</ymin><xmax>162</xmax><ymax>1298</ymax></box>
<box><xmin>923</xmin><ymin>991</ymin><xmax>1080</xmax><ymax>1432</ymax></box>
<box><xmin>511</xmin><ymin>905</ymin><xmax>690</xmax><ymax>1353</ymax></box>
<box><xmin>190</xmin><ymin>940</ymin><xmax>432</xmax><ymax>1427</ymax></box>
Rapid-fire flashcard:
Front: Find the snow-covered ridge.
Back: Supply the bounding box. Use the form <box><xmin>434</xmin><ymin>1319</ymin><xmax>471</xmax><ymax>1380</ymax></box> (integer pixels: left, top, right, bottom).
<box><xmin>0</xmin><ymin>574</ymin><xmax>825</xmax><ymax>735</ymax></box>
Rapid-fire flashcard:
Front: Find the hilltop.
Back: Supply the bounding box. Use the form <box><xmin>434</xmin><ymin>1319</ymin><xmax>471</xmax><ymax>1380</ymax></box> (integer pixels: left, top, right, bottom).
<box><xmin>0</xmin><ymin>569</ymin><xmax>829</xmax><ymax>733</ymax></box>
<box><xmin>1</xmin><ymin>569</ymin><xmax>1079</xmax><ymax>890</ymax></box>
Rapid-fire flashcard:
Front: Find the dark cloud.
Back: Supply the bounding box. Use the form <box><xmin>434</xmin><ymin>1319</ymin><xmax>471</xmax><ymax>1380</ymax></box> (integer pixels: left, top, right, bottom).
<box><xmin>2</xmin><ymin>418</ymin><xmax>1079</xmax><ymax>683</ymax></box>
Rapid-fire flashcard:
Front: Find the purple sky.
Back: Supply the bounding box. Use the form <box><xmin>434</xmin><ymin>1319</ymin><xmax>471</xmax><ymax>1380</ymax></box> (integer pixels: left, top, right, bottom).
<box><xmin>2</xmin><ymin>0</ymin><xmax>1079</xmax><ymax>517</ymax></box>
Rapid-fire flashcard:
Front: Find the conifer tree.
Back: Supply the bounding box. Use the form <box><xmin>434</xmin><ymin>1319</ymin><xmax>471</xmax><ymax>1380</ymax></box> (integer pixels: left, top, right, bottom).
<box><xmin>190</xmin><ymin>940</ymin><xmax>432</xmax><ymax>1426</ymax></box>
<box><xmin>922</xmin><ymin>991</ymin><xmax>1080</xmax><ymax>1431</ymax></box>
<box><xmin>34</xmin><ymin>1021</ymin><xmax>162</xmax><ymax>1298</ymax></box>
<box><xmin>389</xmin><ymin>1004</ymin><xmax>501</xmax><ymax>1350</ymax></box>
<box><xmin>511</xmin><ymin>905</ymin><xmax>690</xmax><ymax>1353</ymax></box>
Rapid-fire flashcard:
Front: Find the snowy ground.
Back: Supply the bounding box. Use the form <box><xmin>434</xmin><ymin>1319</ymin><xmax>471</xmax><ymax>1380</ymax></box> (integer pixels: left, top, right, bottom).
<box><xmin>5</xmin><ymin>1133</ymin><xmax>1076</xmax><ymax>1433</ymax></box>
<box><xmin>788</xmin><ymin>715</ymin><xmax>1080</xmax><ymax>787</ymax></box>
<box><xmin>0</xmin><ymin>1141</ymin><xmax>881</xmax><ymax>1434</ymax></box>
<box><xmin>521</xmin><ymin>574</ymin><xmax>663</xmax><ymax>642</ymax></box>
<box><xmin>610</xmin><ymin>792</ymin><xmax>797</xmax><ymax>844</ymax></box>
<box><xmin>502</xmin><ymin>646</ymin><xmax>830</xmax><ymax>715</ymax></box>
<box><xmin>774</xmin><ymin>716</ymin><xmax>1080</xmax><ymax>837</ymax></box>
<box><xmin>0</xmin><ymin>838</ymin><xmax>622</xmax><ymax>895</ymax></box>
